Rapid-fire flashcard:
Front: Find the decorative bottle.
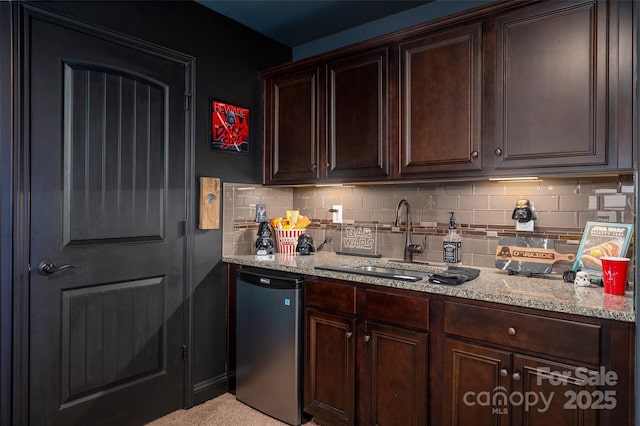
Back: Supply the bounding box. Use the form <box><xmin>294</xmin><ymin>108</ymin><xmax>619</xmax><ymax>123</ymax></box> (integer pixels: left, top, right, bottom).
<box><xmin>443</xmin><ymin>212</ymin><xmax>462</xmax><ymax>265</ymax></box>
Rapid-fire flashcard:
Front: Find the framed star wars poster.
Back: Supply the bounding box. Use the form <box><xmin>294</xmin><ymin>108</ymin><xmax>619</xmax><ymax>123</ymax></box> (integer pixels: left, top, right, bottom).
<box><xmin>210</xmin><ymin>99</ymin><xmax>249</xmax><ymax>152</ymax></box>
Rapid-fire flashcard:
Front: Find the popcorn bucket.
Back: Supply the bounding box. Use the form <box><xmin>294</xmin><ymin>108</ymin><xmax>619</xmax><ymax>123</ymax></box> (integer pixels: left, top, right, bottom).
<box><xmin>275</xmin><ymin>229</ymin><xmax>305</xmax><ymax>254</ymax></box>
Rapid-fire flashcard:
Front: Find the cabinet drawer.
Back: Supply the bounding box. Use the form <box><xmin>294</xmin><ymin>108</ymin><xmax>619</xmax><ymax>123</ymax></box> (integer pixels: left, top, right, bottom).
<box><xmin>363</xmin><ymin>289</ymin><xmax>429</xmax><ymax>331</ymax></box>
<box><xmin>444</xmin><ymin>302</ymin><xmax>600</xmax><ymax>365</ymax></box>
<box><xmin>305</xmin><ymin>277</ymin><xmax>357</xmax><ymax>315</ymax></box>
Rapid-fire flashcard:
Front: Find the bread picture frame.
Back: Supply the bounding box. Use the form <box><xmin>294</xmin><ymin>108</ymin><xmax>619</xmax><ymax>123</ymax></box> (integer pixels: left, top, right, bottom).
<box><xmin>573</xmin><ymin>221</ymin><xmax>633</xmax><ymax>278</ymax></box>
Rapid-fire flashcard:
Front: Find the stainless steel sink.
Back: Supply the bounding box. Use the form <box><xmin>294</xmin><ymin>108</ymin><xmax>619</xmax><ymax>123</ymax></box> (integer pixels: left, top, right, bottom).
<box><xmin>314</xmin><ymin>264</ymin><xmax>432</xmax><ymax>282</ymax></box>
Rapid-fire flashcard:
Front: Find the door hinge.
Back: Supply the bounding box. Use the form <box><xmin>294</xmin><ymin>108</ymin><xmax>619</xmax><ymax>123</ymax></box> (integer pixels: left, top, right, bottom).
<box><xmin>183</xmin><ymin>93</ymin><xmax>192</xmax><ymax>111</ymax></box>
<box><xmin>182</xmin><ymin>345</ymin><xmax>188</xmax><ymax>361</ymax></box>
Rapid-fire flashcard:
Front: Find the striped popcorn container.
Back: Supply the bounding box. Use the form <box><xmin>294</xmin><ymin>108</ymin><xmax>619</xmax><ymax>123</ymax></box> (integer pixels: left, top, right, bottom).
<box><xmin>275</xmin><ymin>229</ymin><xmax>305</xmax><ymax>254</ymax></box>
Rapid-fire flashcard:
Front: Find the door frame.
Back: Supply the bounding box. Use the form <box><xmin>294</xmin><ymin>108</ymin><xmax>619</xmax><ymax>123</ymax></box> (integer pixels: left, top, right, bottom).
<box><xmin>2</xmin><ymin>3</ymin><xmax>196</xmax><ymax>424</ymax></box>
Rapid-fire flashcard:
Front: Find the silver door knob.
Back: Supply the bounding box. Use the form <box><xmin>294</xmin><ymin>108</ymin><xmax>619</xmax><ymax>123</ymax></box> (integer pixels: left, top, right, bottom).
<box><xmin>38</xmin><ymin>261</ymin><xmax>77</xmax><ymax>276</ymax></box>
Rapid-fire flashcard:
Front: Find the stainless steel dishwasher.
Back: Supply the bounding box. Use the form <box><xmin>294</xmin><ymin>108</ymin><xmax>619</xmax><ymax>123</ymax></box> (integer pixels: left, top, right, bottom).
<box><xmin>236</xmin><ymin>267</ymin><xmax>304</xmax><ymax>426</ymax></box>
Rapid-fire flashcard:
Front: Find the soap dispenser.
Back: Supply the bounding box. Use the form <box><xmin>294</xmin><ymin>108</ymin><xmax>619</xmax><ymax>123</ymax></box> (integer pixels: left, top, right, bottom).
<box><xmin>443</xmin><ymin>212</ymin><xmax>462</xmax><ymax>265</ymax></box>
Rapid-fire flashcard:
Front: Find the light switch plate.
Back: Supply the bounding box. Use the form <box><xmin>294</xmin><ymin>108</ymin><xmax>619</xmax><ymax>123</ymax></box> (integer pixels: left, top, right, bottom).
<box><xmin>332</xmin><ymin>205</ymin><xmax>342</xmax><ymax>224</ymax></box>
<box><xmin>516</xmin><ymin>221</ymin><xmax>534</xmax><ymax>232</ymax></box>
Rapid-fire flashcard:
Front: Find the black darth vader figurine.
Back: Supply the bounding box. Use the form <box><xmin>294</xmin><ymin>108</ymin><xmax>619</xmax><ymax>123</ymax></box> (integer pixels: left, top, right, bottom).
<box><xmin>296</xmin><ymin>233</ymin><xmax>315</xmax><ymax>256</ymax></box>
<box><xmin>255</xmin><ymin>222</ymin><xmax>275</xmax><ymax>256</ymax></box>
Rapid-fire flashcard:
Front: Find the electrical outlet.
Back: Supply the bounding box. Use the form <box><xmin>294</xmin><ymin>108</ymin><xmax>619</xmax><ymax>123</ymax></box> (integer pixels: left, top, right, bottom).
<box><xmin>332</xmin><ymin>205</ymin><xmax>342</xmax><ymax>224</ymax></box>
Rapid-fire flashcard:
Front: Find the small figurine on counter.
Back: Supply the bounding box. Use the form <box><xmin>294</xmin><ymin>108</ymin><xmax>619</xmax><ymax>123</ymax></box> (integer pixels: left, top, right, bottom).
<box><xmin>255</xmin><ymin>221</ymin><xmax>275</xmax><ymax>256</ymax></box>
<box><xmin>295</xmin><ymin>233</ymin><xmax>315</xmax><ymax>256</ymax></box>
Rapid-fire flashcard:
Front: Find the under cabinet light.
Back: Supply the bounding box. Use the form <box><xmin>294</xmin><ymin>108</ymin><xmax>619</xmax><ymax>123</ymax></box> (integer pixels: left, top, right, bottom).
<box><xmin>489</xmin><ymin>177</ymin><xmax>542</xmax><ymax>182</ymax></box>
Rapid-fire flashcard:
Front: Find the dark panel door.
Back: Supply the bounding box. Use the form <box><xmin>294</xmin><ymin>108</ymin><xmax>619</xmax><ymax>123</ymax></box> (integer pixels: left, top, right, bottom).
<box><xmin>399</xmin><ymin>22</ymin><xmax>483</xmax><ymax>176</ymax></box>
<box><xmin>304</xmin><ymin>309</ymin><xmax>356</xmax><ymax>426</ymax></box>
<box><xmin>326</xmin><ymin>48</ymin><xmax>390</xmax><ymax>180</ymax></box>
<box><xmin>365</xmin><ymin>322</ymin><xmax>427</xmax><ymax>426</ymax></box>
<box><xmin>264</xmin><ymin>68</ymin><xmax>321</xmax><ymax>184</ymax></box>
<box><xmin>493</xmin><ymin>0</ymin><xmax>607</xmax><ymax>170</ymax></box>
<box><xmin>27</xmin><ymin>10</ymin><xmax>189</xmax><ymax>426</ymax></box>
<box><xmin>443</xmin><ymin>339</ymin><xmax>511</xmax><ymax>426</ymax></box>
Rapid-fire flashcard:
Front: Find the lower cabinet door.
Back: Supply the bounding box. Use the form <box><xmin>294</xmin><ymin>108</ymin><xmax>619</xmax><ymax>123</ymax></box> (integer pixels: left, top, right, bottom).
<box><xmin>304</xmin><ymin>309</ymin><xmax>356</xmax><ymax>426</ymax></box>
<box><xmin>511</xmin><ymin>355</ymin><xmax>597</xmax><ymax>426</ymax></box>
<box><xmin>365</xmin><ymin>322</ymin><xmax>428</xmax><ymax>426</ymax></box>
<box><xmin>443</xmin><ymin>339</ymin><xmax>511</xmax><ymax>426</ymax></box>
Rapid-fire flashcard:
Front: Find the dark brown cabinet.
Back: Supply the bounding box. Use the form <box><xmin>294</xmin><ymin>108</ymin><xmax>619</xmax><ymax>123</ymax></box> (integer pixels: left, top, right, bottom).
<box><xmin>226</xmin><ymin>264</ymin><xmax>634</xmax><ymax>425</ymax></box>
<box><xmin>262</xmin><ymin>0</ymin><xmax>634</xmax><ymax>184</ymax></box>
<box><xmin>262</xmin><ymin>48</ymin><xmax>390</xmax><ymax>185</ymax></box>
<box><xmin>305</xmin><ymin>309</ymin><xmax>356</xmax><ymax>426</ymax></box>
<box><xmin>443</xmin><ymin>340</ymin><xmax>599</xmax><ymax>426</ymax></box>
<box><xmin>441</xmin><ymin>301</ymin><xmax>624</xmax><ymax>426</ymax></box>
<box><xmin>491</xmin><ymin>0</ymin><xmax>633</xmax><ymax>173</ymax></box>
<box><xmin>399</xmin><ymin>21</ymin><xmax>483</xmax><ymax>176</ymax></box>
<box><xmin>325</xmin><ymin>48</ymin><xmax>391</xmax><ymax>180</ymax></box>
<box><xmin>363</xmin><ymin>322</ymin><xmax>428</xmax><ymax>426</ymax></box>
<box><xmin>304</xmin><ymin>277</ymin><xmax>429</xmax><ymax>426</ymax></box>
<box><xmin>263</xmin><ymin>67</ymin><xmax>321</xmax><ymax>184</ymax></box>
<box><xmin>304</xmin><ymin>278</ymin><xmax>357</xmax><ymax>425</ymax></box>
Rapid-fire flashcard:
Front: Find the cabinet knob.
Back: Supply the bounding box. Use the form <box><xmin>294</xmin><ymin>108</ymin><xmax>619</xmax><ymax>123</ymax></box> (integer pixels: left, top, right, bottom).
<box><xmin>364</xmin><ymin>335</ymin><xmax>371</xmax><ymax>343</ymax></box>
<box><xmin>326</xmin><ymin>162</ymin><xmax>331</xmax><ymax>168</ymax></box>
<box><xmin>346</xmin><ymin>331</ymin><xmax>353</xmax><ymax>339</ymax></box>
<box><xmin>471</xmin><ymin>150</ymin><xmax>479</xmax><ymax>158</ymax></box>
<box><xmin>499</xmin><ymin>368</ymin><xmax>508</xmax><ymax>377</ymax></box>
<box><xmin>311</xmin><ymin>164</ymin><xmax>317</xmax><ymax>171</ymax></box>
<box><xmin>512</xmin><ymin>372</ymin><xmax>521</xmax><ymax>381</ymax></box>
<box><xmin>507</xmin><ymin>327</ymin><xmax>516</xmax><ymax>336</ymax></box>
<box><xmin>494</xmin><ymin>148</ymin><xmax>503</xmax><ymax>156</ymax></box>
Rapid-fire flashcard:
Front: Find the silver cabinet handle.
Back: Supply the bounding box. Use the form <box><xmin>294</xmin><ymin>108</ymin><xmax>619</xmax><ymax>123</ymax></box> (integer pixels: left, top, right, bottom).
<box><xmin>346</xmin><ymin>331</ymin><xmax>353</xmax><ymax>339</ymax></box>
<box><xmin>507</xmin><ymin>327</ymin><xmax>517</xmax><ymax>336</ymax></box>
<box><xmin>499</xmin><ymin>368</ymin><xmax>508</xmax><ymax>377</ymax></box>
<box><xmin>38</xmin><ymin>261</ymin><xmax>77</xmax><ymax>276</ymax></box>
<box><xmin>512</xmin><ymin>371</ymin><xmax>521</xmax><ymax>381</ymax></box>
<box><xmin>471</xmin><ymin>150</ymin><xmax>479</xmax><ymax>158</ymax></box>
<box><xmin>494</xmin><ymin>148</ymin><xmax>503</xmax><ymax>156</ymax></box>
<box><xmin>364</xmin><ymin>335</ymin><xmax>371</xmax><ymax>343</ymax></box>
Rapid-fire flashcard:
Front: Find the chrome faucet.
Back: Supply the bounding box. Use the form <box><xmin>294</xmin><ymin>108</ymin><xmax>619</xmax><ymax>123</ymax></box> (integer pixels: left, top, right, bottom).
<box><xmin>394</xmin><ymin>199</ymin><xmax>425</xmax><ymax>263</ymax></box>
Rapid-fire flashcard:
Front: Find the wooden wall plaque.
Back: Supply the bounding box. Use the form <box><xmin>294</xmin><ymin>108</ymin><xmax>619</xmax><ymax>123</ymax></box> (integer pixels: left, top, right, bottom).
<box><xmin>199</xmin><ymin>177</ymin><xmax>220</xmax><ymax>229</ymax></box>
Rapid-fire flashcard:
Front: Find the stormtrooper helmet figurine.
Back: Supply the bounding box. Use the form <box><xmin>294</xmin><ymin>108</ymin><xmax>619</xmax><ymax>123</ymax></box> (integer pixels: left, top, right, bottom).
<box><xmin>574</xmin><ymin>270</ymin><xmax>591</xmax><ymax>287</ymax></box>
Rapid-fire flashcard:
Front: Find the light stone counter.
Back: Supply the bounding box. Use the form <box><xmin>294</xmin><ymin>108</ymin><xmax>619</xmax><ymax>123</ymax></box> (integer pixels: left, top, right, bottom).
<box><xmin>223</xmin><ymin>252</ymin><xmax>635</xmax><ymax>322</ymax></box>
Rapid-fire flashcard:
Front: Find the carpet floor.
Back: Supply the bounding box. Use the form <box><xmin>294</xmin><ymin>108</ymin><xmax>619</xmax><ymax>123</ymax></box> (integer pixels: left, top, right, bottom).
<box><xmin>146</xmin><ymin>393</ymin><xmax>319</xmax><ymax>426</ymax></box>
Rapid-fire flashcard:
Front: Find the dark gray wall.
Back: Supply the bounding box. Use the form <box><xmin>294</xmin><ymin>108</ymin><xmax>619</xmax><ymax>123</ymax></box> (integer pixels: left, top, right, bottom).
<box><xmin>0</xmin><ymin>1</ymin><xmax>291</xmax><ymax>419</ymax></box>
<box><xmin>39</xmin><ymin>0</ymin><xmax>291</xmax><ymax>405</ymax></box>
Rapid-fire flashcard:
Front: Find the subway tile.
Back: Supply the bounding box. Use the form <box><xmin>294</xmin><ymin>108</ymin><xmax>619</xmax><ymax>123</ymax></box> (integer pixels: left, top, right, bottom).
<box><xmin>489</xmin><ymin>195</ymin><xmax>523</xmax><ymax>210</ymax></box>
<box><xmin>222</xmin><ymin>178</ymin><xmax>634</xmax><ymax>267</ymax></box>
<box><xmin>474</xmin><ymin>181</ymin><xmax>506</xmax><ymax>195</ymax></box>
<box><xmin>530</xmin><ymin>195</ymin><xmax>559</xmax><ymax>212</ymax></box>
<box><xmin>558</xmin><ymin>194</ymin><xmax>589</xmax><ymax>212</ymax></box>
<box><xmin>537</xmin><ymin>211</ymin><xmax>578</xmax><ymax>228</ymax></box>
<box><xmin>459</xmin><ymin>195</ymin><xmax>489</xmax><ymax>210</ymax></box>
<box><xmin>539</xmin><ymin>178</ymin><xmax>580</xmax><ymax>195</ymax></box>
<box><xmin>474</xmin><ymin>210</ymin><xmax>508</xmax><ymax>226</ymax></box>
<box><xmin>445</xmin><ymin>183</ymin><xmax>473</xmax><ymax>196</ymax></box>
<box><xmin>504</xmin><ymin>181</ymin><xmax>543</xmax><ymax>197</ymax></box>
<box><xmin>433</xmin><ymin>194</ymin><xmax>458</xmax><ymax>210</ymax></box>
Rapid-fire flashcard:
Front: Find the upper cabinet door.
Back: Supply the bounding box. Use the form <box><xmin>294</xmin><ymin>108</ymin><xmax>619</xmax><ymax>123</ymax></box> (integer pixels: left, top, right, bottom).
<box><xmin>399</xmin><ymin>22</ymin><xmax>483</xmax><ymax>176</ymax></box>
<box><xmin>264</xmin><ymin>68</ymin><xmax>320</xmax><ymax>184</ymax></box>
<box><xmin>493</xmin><ymin>0</ymin><xmax>608</xmax><ymax>170</ymax></box>
<box><xmin>325</xmin><ymin>48</ymin><xmax>390</xmax><ymax>180</ymax></box>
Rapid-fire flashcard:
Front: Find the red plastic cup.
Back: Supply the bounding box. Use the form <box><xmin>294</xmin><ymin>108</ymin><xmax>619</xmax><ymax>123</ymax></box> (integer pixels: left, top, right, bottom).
<box><xmin>600</xmin><ymin>256</ymin><xmax>630</xmax><ymax>295</ymax></box>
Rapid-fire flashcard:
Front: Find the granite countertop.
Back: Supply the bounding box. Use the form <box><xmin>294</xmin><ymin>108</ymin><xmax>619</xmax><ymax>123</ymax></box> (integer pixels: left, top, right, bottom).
<box><xmin>222</xmin><ymin>252</ymin><xmax>635</xmax><ymax>322</ymax></box>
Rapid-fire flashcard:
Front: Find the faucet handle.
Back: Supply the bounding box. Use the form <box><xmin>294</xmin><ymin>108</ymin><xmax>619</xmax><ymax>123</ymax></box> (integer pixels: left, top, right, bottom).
<box><xmin>408</xmin><ymin>243</ymin><xmax>424</xmax><ymax>254</ymax></box>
